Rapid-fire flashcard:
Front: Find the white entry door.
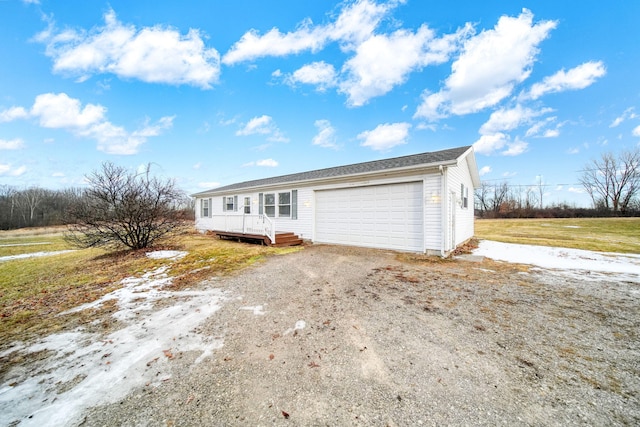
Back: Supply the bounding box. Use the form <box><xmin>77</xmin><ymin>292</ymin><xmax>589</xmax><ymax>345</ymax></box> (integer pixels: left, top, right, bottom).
<box><xmin>315</xmin><ymin>182</ymin><xmax>423</xmax><ymax>251</ymax></box>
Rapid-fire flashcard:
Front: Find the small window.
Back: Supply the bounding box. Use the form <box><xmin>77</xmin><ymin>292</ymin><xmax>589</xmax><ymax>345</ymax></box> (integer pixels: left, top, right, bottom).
<box><xmin>264</xmin><ymin>193</ymin><xmax>275</xmax><ymax>217</ymax></box>
<box><xmin>461</xmin><ymin>184</ymin><xmax>469</xmax><ymax>209</ymax></box>
<box><xmin>244</xmin><ymin>197</ymin><xmax>251</xmax><ymax>214</ymax></box>
<box><xmin>201</xmin><ymin>198</ymin><xmax>210</xmax><ymax>218</ymax></box>
<box><xmin>223</xmin><ymin>196</ymin><xmax>237</xmax><ymax>212</ymax></box>
<box><xmin>278</xmin><ymin>192</ymin><xmax>291</xmax><ymax>217</ymax></box>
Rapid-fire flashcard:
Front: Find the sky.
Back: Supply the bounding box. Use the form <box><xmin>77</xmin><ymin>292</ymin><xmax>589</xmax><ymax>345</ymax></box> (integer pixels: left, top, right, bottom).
<box><xmin>0</xmin><ymin>0</ymin><xmax>638</xmax><ymax>207</ymax></box>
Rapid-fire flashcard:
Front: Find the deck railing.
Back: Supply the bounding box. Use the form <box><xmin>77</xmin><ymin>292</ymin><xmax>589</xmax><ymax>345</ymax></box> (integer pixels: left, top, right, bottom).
<box><xmin>207</xmin><ymin>214</ymin><xmax>276</xmax><ymax>244</ymax></box>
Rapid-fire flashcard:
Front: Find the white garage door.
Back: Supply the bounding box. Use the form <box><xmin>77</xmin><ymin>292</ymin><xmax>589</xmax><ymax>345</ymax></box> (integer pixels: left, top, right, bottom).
<box><xmin>315</xmin><ymin>182</ymin><xmax>423</xmax><ymax>251</ymax></box>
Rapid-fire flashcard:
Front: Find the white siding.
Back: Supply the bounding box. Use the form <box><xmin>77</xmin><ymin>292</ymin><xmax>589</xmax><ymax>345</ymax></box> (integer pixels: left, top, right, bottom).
<box><xmin>195</xmin><ymin>188</ymin><xmax>314</xmax><ymax>241</ymax></box>
<box><xmin>423</xmin><ymin>174</ymin><xmax>442</xmax><ymax>252</ymax></box>
<box><xmin>446</xmin><ymin>157</ymin><xmax>475</xmax><ymax>246</ymax></box>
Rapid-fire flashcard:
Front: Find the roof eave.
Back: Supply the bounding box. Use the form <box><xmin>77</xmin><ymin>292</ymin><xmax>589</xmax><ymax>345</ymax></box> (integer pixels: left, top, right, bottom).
<box><xmin>191</xmin><ymin>159</ymin><xmax>460</xmax><ymax>197</ymax></box>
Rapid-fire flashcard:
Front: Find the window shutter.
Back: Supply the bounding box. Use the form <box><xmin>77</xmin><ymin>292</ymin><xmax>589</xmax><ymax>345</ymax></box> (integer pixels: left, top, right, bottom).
<box><xmin>258</xmin><ymin>193</ymin><xmax>264</xmax><ymax>215</ymax></box>
<box><xmin>291</xmin><ymin>190</ymin><xmax>298</xmax><ymax>220</ymax></box>
<box><xmin>234</xmin><ymin>195</ymin><xmax>238</xmax><ymax>212</ymax></box>
<box><xmin>208</xmin><ymin>198</ymin><xmax>212</xmax><ymax>217</ymax></box>
<box><xmin>222</xmin><ymin>197</ymin><xmax>226</xmax><ymax>212</ymax></box>
<box><xmin>199</xmin><ymin>199</ymin><xmax>204</xmax><ymax>218</ymax></box>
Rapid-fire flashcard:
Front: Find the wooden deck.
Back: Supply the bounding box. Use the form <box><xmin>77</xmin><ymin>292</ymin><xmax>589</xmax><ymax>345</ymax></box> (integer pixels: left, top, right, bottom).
<box><xmin>212</xmin><ymin>231</ymin><xmax>303</xmax><ymax>247</ymax></box>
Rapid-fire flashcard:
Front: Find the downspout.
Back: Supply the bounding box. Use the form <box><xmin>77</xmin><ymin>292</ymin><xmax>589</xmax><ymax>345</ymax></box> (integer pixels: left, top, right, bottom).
<box><xmin>440</xmin><ymin>165</ymin><xmax>447</xmax><ymax>257</ymax></box>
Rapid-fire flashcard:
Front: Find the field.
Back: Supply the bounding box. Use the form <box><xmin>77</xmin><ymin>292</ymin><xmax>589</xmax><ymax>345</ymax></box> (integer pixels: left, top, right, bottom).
<box><xmin>474</xmin><ymin>217</ymin><xmax>640</xmax><ymax>254</ymax></box>
<box><xmin>0</xmin><ymin>229</ymin><xmax>297</xmax><ymax>346</ymax></box>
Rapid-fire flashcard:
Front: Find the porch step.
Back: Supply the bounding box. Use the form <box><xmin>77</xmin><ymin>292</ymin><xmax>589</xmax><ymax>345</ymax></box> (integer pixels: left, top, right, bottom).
<box><xmin>272</xmin><ymin>232</ymin><xmax>303</xmax><ymax>247</ymax></box>
<box><xmin>212</xmin><ymin>230</ymin><xmax>302</xmax><ymax>247</ymax></box>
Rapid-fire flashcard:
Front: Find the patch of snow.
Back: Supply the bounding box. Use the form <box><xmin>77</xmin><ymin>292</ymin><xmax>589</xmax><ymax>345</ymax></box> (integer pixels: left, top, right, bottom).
<box><xmin>146</xmin><ymin>250</ymin><xmax>188</xmax><ymax>260</ymax></box>
<box><xmin>474</xmin><ymin>240</ymin><xmax>640</xmax><ymax>283</ymax></box>
<box><xmin>0</xmin><ymin>255</ymin><xmax>227</xmax><ymax>427</ymax></box>
<box><xmin>239</xmin><ymin>305</ymin><xmax>266</xmax><ymax>316</ymax></box>
<box><xmin>283</xmin><ymin>320</ymin><xmax>306</xmax><ymax>336</ymax></box>
<box><xmin>0</xmin><ymin>242</ymin><xmax>51</xmax><ymax>247</ymax></box>
<box><xmin>563</xmin><ymin>225</ymin><xmax>581</xmax><ymax>229</ymax></box>
<box><xmin>0</xmin><ymin>250</ymin><xmax>75</xmax><ymax>263</ymax></box>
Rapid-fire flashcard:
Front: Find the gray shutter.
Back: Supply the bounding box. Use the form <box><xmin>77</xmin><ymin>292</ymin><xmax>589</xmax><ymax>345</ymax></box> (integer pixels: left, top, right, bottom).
<box><xmin>234</xmin><ymin>195</ymin><xmax>238</xmax><ymax>212</ymax></box>
<box><xmin>258</xmin><ymin>193</ymin><xmax>264</xmax><ymax>215</ymax></box>
<box><xmin>208</xmin><ymin>198</ymin><xmax>212</xmax><ymax>217</ymax></box>
<box><xmin>200</xmin><ymin>199</ymin><xmax>204</xmax><ymax>218</ymax></box>
<box><xmin>291</xmin><ymin>190</ymin><xmax>298</xmax><ymax>220</ymax></box>
<box><xmin>222</xmin><ymin>197</ymin><xmax>226</xmax><ymax>212</ymax></box>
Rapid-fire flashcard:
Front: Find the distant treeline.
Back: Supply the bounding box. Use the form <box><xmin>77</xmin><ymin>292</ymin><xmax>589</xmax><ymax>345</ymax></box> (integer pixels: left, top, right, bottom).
<box><xmin>475</xmin><ymin>182</ymin><xmax>640</xmax><ymax>219</ymax></box>
<box><xmin>0</xmin><ymin>185</ymin><xmax>194</xmax><ymax>230</ymax></box>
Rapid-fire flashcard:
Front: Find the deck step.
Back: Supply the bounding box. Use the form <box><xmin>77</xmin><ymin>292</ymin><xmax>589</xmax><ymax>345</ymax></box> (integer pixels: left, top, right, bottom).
<box><xmin>273</xmin><ymin>232</ymin><xmax>303</xmax><ymax>247</ymax></box>
<box><xmin>212</xmin><ymin>230</ymin><xmax>302</xmax><ymax>247</ymax></box>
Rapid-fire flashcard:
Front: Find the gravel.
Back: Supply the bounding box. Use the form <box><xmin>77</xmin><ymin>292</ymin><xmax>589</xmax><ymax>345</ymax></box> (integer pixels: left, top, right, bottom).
<box><xmin>59</xmin><ymin>244</ymin><xmax>640</xmax><ymax>425</ymax></box>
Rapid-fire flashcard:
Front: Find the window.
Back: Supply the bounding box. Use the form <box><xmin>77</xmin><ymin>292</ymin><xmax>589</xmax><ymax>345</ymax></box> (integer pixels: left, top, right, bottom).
<box><xmin>264</xmin><ymin>193</ymin><xmax>276</xmax><ymax>217</ymax></box>
<box><xmin>223</xmin><ymin>196</ymin><xmax>237</xmax><ymax>212</ymax></box>
<box><xmin>200</xmin><ymin>198</ymin><xmax>211</xmax><ymax>218</ymax></box>
<box><xmin>278</xmin><ymin>192</ymin><xmax>290</xmax><ymax>217</ymax></box>
<box><xmin>461</xmin><ymin>184</ymin><xmax>469</xmax><ymax>209</ymax></box>
<box><xmin>260</xmin><ymin>190</ymin><xmax>298</xmax><ymax>218</ymax></box>
<box><xmin>244</xmin><ymin>197</ymin><xmax>251</xmax><ymax>214</ymax></box>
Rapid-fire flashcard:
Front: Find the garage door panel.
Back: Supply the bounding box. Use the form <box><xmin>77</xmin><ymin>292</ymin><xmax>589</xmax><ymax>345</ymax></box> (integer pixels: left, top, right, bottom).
<box><xmin>315</xmin><ymin>182</ymin><xmax>423</xmax><ymax>251</ymax></box>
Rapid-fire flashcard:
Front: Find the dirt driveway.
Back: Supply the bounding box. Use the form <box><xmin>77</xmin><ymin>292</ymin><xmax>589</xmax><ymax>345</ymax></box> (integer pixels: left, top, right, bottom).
<box><xmin>64</xmin><ymin>243</ymin><xmax>636</xmax><ymax>426</ymax></box>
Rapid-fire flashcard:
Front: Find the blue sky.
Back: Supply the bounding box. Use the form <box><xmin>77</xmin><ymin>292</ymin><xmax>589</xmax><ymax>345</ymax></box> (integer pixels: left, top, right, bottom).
<box><xmin>1</xmin><ymin>0</ymin><xmax>638</xmax><ymax>207</ymax></box>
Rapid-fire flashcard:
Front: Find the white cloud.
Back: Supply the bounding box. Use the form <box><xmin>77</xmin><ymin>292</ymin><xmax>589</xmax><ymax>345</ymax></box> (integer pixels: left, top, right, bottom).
<box><xmin>525</xmin><ymin>116</ymin><xmax>557</xmax><ymax>137</ymax></box>
<box><xmin>473</xmin><ymin>132</ymin><xmax>509</xmax><ymax>155</ymax></box>
<box><xmin>0</xmin><ymin>164</ymin><xmax>27</xmax><ymax>177</ymax></box>
<box><xmin>0</xmin><ymin>138</ymin><xmax>25</xmax><ymax>150</ymax></box>
<box><xmin>415</xmin><ymin>9</ymin><xmax>556</xmax><ymax>120</ymax></box>
<box><xmin>502</xmin><ymin>139</ymin><xmax>528</xmax><ymax>156</ymax></box>
<box><xmin>198</xmin><ymin>181</ymin><xmax>220</xmax><ymax>189</ymax></box>
<box><xmin>31</xmin><ymin>93</ymin><xmax>106</xmax><ymax>128</ymax></box>
<box><xmin>52</xmin><ymin>172</ymin><xmax>65</xmax><ymax>177</ymax></box>
<box><xmin>479</xmin><ymin>105</ymin><xmax>551</xmax><ymax>135</ymax></box>
<box><xmin>222</xmin><ymin>0</ymin><xmax>393</xmax><ymax>65</ymax></box>
<box><xmin>527</xmin><ymin>61</ymin><xmax>606</xmax><ymax>100</ymax></box>
<box><xmin>312</xmin><ymin>119</ymin><xmax>339</xmax><ymax>149</ymax></box>
<box><xmin>633</xmin><ymin>125</ymin><xmax>640</xmax><ymax>137</ymax></box>
<box><xmin>610</xmin><ymin>107</ymin><xmax>637</xmax><ymax>128</ymax></box>
<box><xmin>568</xmin><ymin>187</ymin><xmax>584</xmax><ymax>194</ymax></box>
<box><xmin>257</xmin><ymin>158</ymin><xmax>278</xmax><ymax>167</ymax></box>
<box><xmin>236</xmin><ymin>115</ymin><xmax>288</xmax><ymax>142</ymax></box>
<box><xmin>287</xmin><ymin>61</ymin><xmax>337</xmax><ymax>91</ymax></box>
<box><xmin>542</xmin><ymin>128</ymin><xmax>559</xmax><ymax>138</ymax></box>
<box><xmin>9</xmin><ymin>93</ymin><xmax>172</xmax><ymax>155</ymax></box>
<box><xmin>479</xmin><ymin>165</ymin><xmax>492</xmax><ymax>176</ymax></box>
<box><xmin>36</xmin><ymin>10</ymin><xmax>220</xmax><ymax>88</ymax></box>
<box><xmin>193</xmin><ymin>162</ymin><xmax>202</xmax><ymax>170</ymax></box>
<box><xmin>243</xmin><ymin>159</ymin><xmax>279</xmax><ymax>167</ymax></box>
<box><xmin>0</xmin><ymin>106</ymin><xmax>28</xmax><ymax>122</ymax></box>
<box><xmin>340</xmin><ymin>24</ymin><xmax>470</xmax><ymax>107</ymax></box>
<box><xmin>357</xmin><ymin>122</ymin><xmax>411</xmax><ymax>151</ymax></box>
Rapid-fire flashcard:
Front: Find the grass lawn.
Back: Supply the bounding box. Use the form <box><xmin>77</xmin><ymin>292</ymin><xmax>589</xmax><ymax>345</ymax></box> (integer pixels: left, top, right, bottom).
<box><xmin>0</xmin><ymin>229</ymin><xmax>298</xmax><ymax>346</ymax></box>
<box><xmin>474</xmin><ymin>217</ymin><xmax>640</xmax><ymax>254</ymax></box>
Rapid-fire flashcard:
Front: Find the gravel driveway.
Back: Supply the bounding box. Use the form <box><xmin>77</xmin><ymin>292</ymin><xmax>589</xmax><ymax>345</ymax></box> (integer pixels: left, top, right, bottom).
<box><xmin>78</xmin><ymin>244</ymin><xmax>639</xmax><ymax>426</ymax></box>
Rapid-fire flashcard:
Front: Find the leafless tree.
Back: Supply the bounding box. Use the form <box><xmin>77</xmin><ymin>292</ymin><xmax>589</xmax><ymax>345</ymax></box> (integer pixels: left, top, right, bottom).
<box><xmin>579</xmin><ymin>148</ymin><xmax>640</xmax><ymax>213</ymax></box>
<box><xmin>65</xmin><ymin>162</ymin><xmax>188</xmax><ymax>250</ymax></box>
<box><xmin>474</xmin><ymin>181</ymin><xmax>510</xmax><ymax>217</ymax></box>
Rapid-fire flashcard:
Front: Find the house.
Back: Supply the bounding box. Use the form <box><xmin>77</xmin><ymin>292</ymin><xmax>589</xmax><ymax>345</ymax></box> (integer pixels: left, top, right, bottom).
<box><xmin>192</xmin><ymin>145</ymin><xmax>480</xmax><ymax>256</ymax></box>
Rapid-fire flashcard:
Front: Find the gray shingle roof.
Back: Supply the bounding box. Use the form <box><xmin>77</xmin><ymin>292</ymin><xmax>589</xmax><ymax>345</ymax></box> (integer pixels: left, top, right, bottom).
<box><xmin>193</xmin><ymin>145</ymin><xmax>471</xmax><ymax>196</ymax></box>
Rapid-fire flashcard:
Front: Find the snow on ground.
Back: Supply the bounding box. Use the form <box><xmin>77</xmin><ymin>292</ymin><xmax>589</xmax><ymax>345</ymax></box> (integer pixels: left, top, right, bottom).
<box><xmin>0</xmin><ymin>250</ymin><xmax>76</xmax><ymax>263</ymax></box>
<box><xmin>0</xmin><ymin>250</ymin><xmax>226</xmax><ymax>427</ymax></box>
<box><xmin>474</xmin><ymin>240</ymin><xmax>640</xmax><ymax>283</ymax></box>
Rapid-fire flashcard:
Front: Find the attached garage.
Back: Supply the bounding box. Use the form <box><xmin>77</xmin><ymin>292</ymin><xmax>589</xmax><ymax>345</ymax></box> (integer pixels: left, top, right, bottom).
<box><xmin>315</xmin><ymin>182</ymin><xmax>424</xmax><ymax>251</ymax></box>
<box><xmin>192</xmin><ymin>145</ymin><xmax>480</xmax><ymax>256</ymax></box>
